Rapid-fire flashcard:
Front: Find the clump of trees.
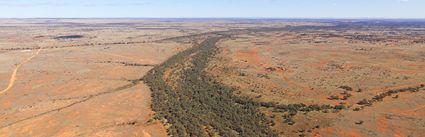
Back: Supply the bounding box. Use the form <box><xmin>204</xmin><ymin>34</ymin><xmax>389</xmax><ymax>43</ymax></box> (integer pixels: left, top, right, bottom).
<box><xmin>355</xmin><ymin>120</ymin><xmax>364</xmax><ymax>125</ymax></box>
<box><xmin>235</xmin><ymin>96</ymin><xmax>348</xmax><ymax>126</ymax></box>
<box><xmin>339</xmin><ymin>86</ymin><xmax>353</xmax><ymax>91</ymax></box>
<box><xmin>328</xmin><ymin>91</ymin><xmax>352</xmax><ymax>101</ymax></box>
<box><xmin>357</xmin><ymin>84</ymin><xmax>425</xmax><ymax>107</ymax></box>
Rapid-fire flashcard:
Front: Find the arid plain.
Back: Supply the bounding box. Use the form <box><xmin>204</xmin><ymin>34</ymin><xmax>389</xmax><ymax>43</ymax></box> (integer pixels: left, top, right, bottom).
<box><xmin>1</xmin><ymin>19</ymin><xmax>425</xmax><ymax>137</ymax></box>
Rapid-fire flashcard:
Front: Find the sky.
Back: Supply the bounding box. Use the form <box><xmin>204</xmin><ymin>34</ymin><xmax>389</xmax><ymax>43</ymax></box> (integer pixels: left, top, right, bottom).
<box><xmin>0</xmin><ymin>0</ymin><xmax>424</xmax><ymax>18</ymax></box>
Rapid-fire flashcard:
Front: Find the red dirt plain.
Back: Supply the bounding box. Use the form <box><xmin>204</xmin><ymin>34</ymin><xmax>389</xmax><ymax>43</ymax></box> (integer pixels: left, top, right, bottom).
<box><xmin>2</xmin><ymin>19</ymin><xmax>425</xmax><ymax>137</ymax></box>
<box><xmin>208</xmin><ymin>24</ymin><xmax>425</xmax><ymax>136</ymax></box>
<box><xmin>1</xmin><ymin>19</ymin><xmax>310</xmax><ymax>137</ymax></box>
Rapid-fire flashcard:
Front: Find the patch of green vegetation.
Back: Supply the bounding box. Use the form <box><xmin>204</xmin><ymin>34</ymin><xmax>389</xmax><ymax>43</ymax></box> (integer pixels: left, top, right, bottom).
<box><xmin>143</xmin><ymin>36</ymin><xmax>276</xmax><ymax>137</ymax></box>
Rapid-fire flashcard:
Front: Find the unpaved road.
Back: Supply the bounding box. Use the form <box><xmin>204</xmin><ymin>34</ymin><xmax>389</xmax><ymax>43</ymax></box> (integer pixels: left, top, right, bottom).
<box><xmin>0</xmin><ymin>49</ymin><xmax>41</xmax><ymax>95</ymax></box>
<box><xmin>0</xmin><ymin>41</ymin><xmax>188</xmax><ymax>137</ymax></box>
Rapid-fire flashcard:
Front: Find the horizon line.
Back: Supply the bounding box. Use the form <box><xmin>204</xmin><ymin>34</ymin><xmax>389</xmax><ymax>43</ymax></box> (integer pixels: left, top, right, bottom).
<box><xmin>1</xmin><ymin>17</ymin><xmax>425</xmax><ymax>20</ymax></box>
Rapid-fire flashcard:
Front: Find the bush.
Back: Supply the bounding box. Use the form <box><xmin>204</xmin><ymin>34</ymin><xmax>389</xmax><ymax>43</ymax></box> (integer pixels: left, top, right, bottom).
<box><xmin>339</xmin><ymin>86</ymin><xmax>353</xmax><ymax>91</ymax></box>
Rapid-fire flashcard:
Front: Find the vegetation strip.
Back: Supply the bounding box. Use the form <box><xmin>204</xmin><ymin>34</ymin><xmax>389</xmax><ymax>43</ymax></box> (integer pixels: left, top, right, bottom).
<box><xmin>357</xmin><ymin>84</ymin><xmax>425</xmax><ymax>107</ymax></box>
<box><xmin>143</xmin><ymin>25</ymin><xmax>425</xmax><ymax>136</ymax></box>
<box><xmin>143</xmin><ymin>36</ymin><xmax>277</xmax><ymax>137</ymax></box>
<box><xmin>95</xmin><ymin>61</ymin><xmax>156</xmax><ymax>67</ymax></box>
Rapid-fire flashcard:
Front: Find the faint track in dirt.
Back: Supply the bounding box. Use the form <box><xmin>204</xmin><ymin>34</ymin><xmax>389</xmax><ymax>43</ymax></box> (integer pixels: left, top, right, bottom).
<box><xmin>70</xmin><ymin>47</ymin><xmax>157</xmax><ymax>66</ymax></box>
<box><xmin>0</xmin><ymin>49</ymin><xmax>42</xmax><ymax>95</ymax></box>
<box><xmin>0</xmin><ymin>41</ymin><xmax>150</xmax><ymax>52</ymax></box>
<box><xmin>412</xmin><ymin>104</ymin><xmax>425</xmax><ymax>112</ymax></box>
<box><xmin>0</xmin><ymin>79</ymin><xmax>143</xmax><ymax>129</ymax></box>
<box><xmin>100</xmin><ymin>52</ymin><xmax>144</xmax><ymax>63</ymax></box>
<box><xmin>281</xmin><ymin>74</ymin><xmax>321</xmax><ymax>96</ymax></box>
<box><xmin>74</xmin><ymin>120</ymin><xmax>145</xmax><ymax>137</ymax></box>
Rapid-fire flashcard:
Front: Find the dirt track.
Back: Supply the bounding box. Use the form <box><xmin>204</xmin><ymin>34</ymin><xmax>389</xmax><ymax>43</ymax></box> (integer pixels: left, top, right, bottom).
<box><xmin>0</xmin><ymin>49</ymin><xmax>41</xmax><ymax>95</ymax></box>
<box><xmin>0</xmin><ymin>19</ymin><xmax>203</xmax><ymax>137</ymax></box>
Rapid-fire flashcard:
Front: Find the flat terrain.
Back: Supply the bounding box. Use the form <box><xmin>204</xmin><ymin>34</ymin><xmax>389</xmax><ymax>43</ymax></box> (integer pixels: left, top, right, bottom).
<box><xmin>0</xmin><ymin>19</ymin><xmax>198</xmax><ymax>137</ymax></box>
<box><xmin>208</xmin><ymin>22</ymin><xmax>425</xmax><ymax>137</ymax></box>
<box><xmin>1</xmin><ymin>19</ymin><xmax>425</xmax><ymax>137</ymax></box>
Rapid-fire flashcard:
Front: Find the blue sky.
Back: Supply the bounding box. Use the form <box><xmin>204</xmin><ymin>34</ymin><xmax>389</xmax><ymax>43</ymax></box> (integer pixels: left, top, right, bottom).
<box><xmin>0</xmin><ymin>0</ymin><xmax>423</xmax><ymax>18</ymax></box>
